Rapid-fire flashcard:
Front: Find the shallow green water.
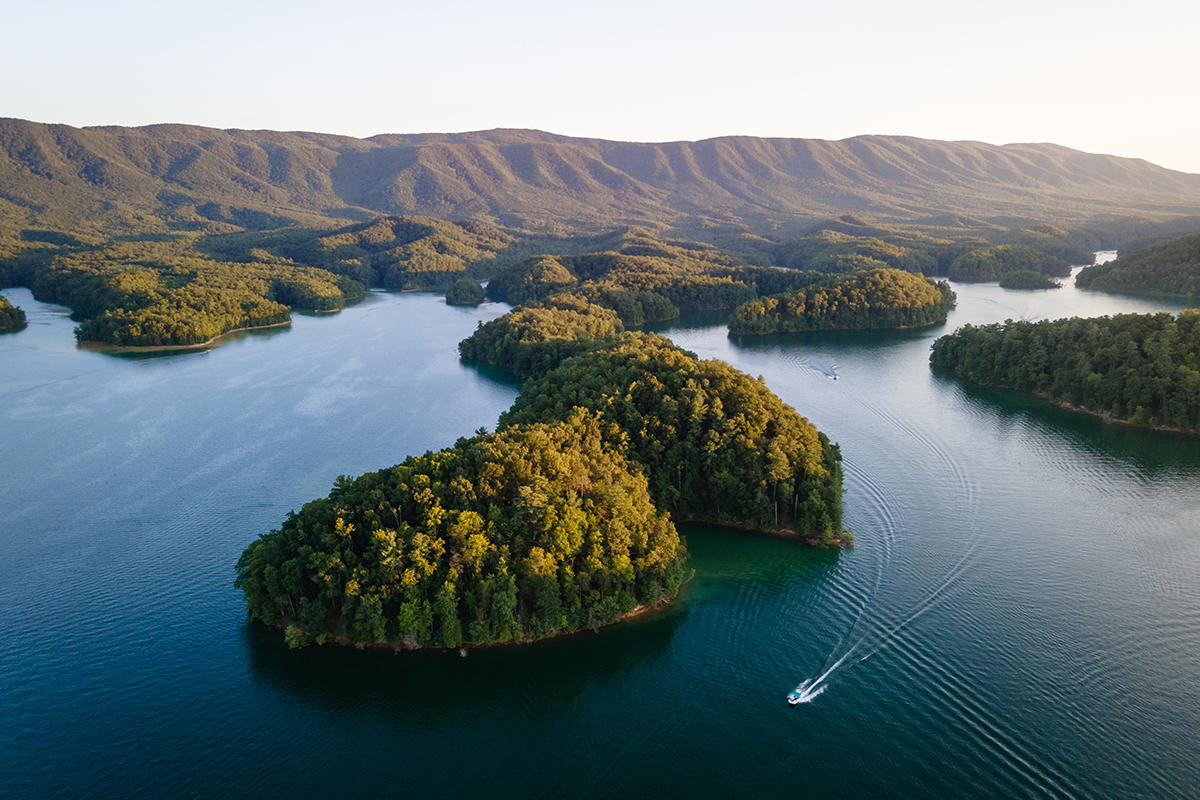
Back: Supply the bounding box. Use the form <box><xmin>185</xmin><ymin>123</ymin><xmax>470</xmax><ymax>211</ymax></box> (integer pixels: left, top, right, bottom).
<box><xmin>2</xmin><ymin>275</ymin><xmax>1198</xmax><ymax>798</ymax></box>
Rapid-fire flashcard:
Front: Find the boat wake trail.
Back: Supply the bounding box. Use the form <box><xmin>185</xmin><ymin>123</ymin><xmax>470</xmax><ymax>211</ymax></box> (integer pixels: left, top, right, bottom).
<box><xmin>788</xmin><ymin>539</ymin><xmax>981</xmax><ymax>705</ymax></box>
<box><xmin>784</xmin><ymin>369</ymin><xmax>984</xmax><ymax>707</ymax></box>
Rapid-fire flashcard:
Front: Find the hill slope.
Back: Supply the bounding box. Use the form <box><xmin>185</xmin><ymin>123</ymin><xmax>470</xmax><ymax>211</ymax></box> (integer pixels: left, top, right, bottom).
<box><xmin>4</xmin><ymin>118</ymin><xmax>1200</xmax><ymax>238</ymax></box>
<box><xmin>1076</xmin><ymin>230</ymin><xmax>1200</xmax><ymax>297</ymax></box>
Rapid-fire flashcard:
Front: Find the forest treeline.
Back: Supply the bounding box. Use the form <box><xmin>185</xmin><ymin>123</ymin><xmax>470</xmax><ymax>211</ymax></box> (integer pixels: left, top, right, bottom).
<box><xmin>930</xmin><ymin>310</ymin><xmax>1200</xmax><ymax>432</ymax></box>
<box><xmin>1075</xmin><ymin>231</ymin><xmax>1200</xmax><ymax>297</ymax></box>
<box><xmin>0</xmin><ymin>295</ymin><xmax>26</xmax><ymax>330</ymax></box>
<box><xmin>0</xmin><ymin>214</ymin><xmax>520</xmax><ymax>346</ymax></box>
<box><xmin>237</xmin><ymin>294</ymin><xmax>845</xmax><ymax>649</ymax></box>
<box><xmin>727</xmin><ymin>269</ymin><xmax>955</xmax><ymax>334</ymax></box>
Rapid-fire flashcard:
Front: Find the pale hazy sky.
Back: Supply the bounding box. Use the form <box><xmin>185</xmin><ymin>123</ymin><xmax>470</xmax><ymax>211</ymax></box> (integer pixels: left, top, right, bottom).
<box><xmin>4</xmin><ymin>0</ymin><xmax>1198</xmax><ymax>172</ymax></box>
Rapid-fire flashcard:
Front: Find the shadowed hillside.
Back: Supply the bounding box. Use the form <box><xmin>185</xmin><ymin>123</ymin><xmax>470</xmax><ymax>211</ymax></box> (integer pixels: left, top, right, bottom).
<box><xmin>4</xmin><ymin>118</ymin><xmax>1200</xmax><ymax>241</ymax></box>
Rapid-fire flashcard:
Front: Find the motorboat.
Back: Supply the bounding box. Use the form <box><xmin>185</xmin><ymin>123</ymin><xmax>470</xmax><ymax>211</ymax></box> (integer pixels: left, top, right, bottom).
<box><xmin>788</xmin><ymin>678</ymin><xmax>818</xmax><ymax>705</ymax></box>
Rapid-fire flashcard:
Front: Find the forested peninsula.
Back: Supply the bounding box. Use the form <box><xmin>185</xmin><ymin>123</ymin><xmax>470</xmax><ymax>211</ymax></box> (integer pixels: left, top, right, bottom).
<box><xmin>0</xmin><ymin>296</ymin><xmax>26</xmax><ymax>330</ymax></box>
<box><xmin>236</xmin><ymin>294</ymin><xmax>845</xmax><ymax>650</ymax></box>
<box><xmin>930</xmin><ymin>310</ymin><xmax>1200</xmax><ymax>432</ymax></box>
<box><xmin>1075</xmin><ymin>231</ymin><xmax>1200</xmax><ymax>297</ymax></box>
<box><xmin>727</xmin><ymin>269</ymin><xmax>955</xmax><ymax>334</ymax></box>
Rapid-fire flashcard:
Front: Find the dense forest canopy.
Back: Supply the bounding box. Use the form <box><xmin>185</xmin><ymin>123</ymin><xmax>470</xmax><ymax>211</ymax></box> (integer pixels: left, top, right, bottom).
<box><xmin>930</xmin><ymin>310</ymin><xmax>1200</xmax><ymax>432</ymax></box>
<box><xmin>445</xmin><ymin>278</ymin><xmax>485</xmax><ymax>306</ymax></box>
<box><xmin>236</xmin><ymin>411</ymin><xmax>690</xmax><ymax>649</ymax></box>
<box><xmin>773</xmin><ymin>229</ymin><xmax>942</xmax><ymax>274</ymax></box>
<box><xmin>766</xmin><ymin>219</ymin><xmax>1099</xmax><ymax>280</ymax></box>
<box><xmin>947</xmin><ymin>244</ymin><xmax>1072</xmax><ymax>283</ymax></box>
<box><xmin>498</xmin><ymin>336</ymin><xmax>844</xmax><ymax>536</ymax></box>
<box><xmin>483</xmin><ymin>228</ymin><xmax>756</xmax><ymax>325</ymax></box>
<box><xmin>458</xmin><ymin>293</ymin><xmax>627</xmax><ymax>377</ymax></box>
<box><xmin>459</xmin><ymin>296</ymin><xmax>845</xmax><ymax>538</ymax></box>
<box><xmin>993</xmin><ymin>222</ymin><xmax>1098</xmax><ymax>265</ymax></box>
<box><xmin>1</xmin><ymin>237</ymin><xmax>364</xmax><ymax>346</ymax></box>
<box><xmin>482</xmin><ymin>227</ymin><xmax>975</xmax><ymax>334</ymax></box>
<box><xmin>1075</xmin><ymin>231</ymin><xmax>1200</xmax><ymax>297</ymax></box>
<box><xmin>728</xmin><ymin>269</ymin><xmax>956</xmax><ymax>334</ymax></box>
<box><xmin>0</xmin><ymin>295</ymin><xmax>26</xmax><ymax>330</ymax></box>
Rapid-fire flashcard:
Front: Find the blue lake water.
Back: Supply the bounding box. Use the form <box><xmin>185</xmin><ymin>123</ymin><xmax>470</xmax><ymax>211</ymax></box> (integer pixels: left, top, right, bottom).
<box><xmin>2</xmin><ymin>275</ymin><xmax>1198</xmax><ymax>798</ymax></box>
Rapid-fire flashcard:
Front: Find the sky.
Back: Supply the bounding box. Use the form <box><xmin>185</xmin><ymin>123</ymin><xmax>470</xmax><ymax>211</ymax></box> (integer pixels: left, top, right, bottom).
<box><xmin>4</xmin><ymin>0</ymin><xmax>1198</xmax><ymax>173</ymax></box>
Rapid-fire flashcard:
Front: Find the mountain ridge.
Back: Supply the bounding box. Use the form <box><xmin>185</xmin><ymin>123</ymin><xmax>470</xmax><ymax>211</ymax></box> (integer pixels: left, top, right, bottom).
<box><xmin>3</xmin><ymin>117</ymin><xmax>1200</xmax><ymax>239</ymax></box>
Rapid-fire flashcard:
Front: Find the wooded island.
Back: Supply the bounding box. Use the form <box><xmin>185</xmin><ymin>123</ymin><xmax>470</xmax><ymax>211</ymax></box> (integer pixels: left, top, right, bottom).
<box><xmin>0</xmin><ymin>296</ymin><xmax>26</xmax><ymax>330</ymax></box>
<box><xmin>236</xmin><ymin>295</ymin><xmax>846</xmax><ymax>650</ymax></box>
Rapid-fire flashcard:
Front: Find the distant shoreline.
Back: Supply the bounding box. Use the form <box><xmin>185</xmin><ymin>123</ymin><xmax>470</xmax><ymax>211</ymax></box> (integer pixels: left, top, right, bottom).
<box><xmin>78</xmin><ymin>320</ymin><xmax>292</xmax><ymax>352</ymax></box>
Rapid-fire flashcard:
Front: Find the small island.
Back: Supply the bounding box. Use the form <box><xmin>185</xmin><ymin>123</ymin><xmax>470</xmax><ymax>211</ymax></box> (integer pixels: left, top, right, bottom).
<box><xmin>445</xmin><ymin>277</ymin><xmax>486</xmax><ymax>305</ymax></box>
<box><xmin>727</xmin><ymin>269</ymin><xmax>955</xmax><ymax>334</ymax></box>
<box><xmin>999</xmin><ymin>270</ymin><xmax>1061</xmax><ymax>290</ymax></box>
<box><xmin>930</xmin><ymin>310</ymin><xmax>1200</xmax><ymax>433</ymax></box>
<box><xmin>238</xmin><ymin>295</ymin><xmax>847</xmax><ymax>650</ymax></box>
<box><xmin>0</xmin><ymin>296</ymin><xmax>26</xmax><ymax>331</ymax></box>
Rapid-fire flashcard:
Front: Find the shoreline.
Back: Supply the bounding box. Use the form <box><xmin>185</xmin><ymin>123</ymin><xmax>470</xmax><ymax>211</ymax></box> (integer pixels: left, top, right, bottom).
<box><xmin>1048</xmin><ymin>397</ymin><xmax>1196</xmax><ymax>436</ymax></box>
<box><xmin>964</xmin><ymin>378</ymin><xmax>1198</xmax><ymax>437</ymax></box>
<box><xmin>265</xmin><ymin>522</ymin><xmax>848</xmax><ymax>655</ymax></box>
<box><xmin>278</xmin><ymin>597</ymin><xmax>676</xmax><ymax>654</ymax></box>
<box><xmin>77</xmin><ymin>320</ymin><xmax>292</xmax><ymax>352</ymax></box>
<box><xmin>728</xmin><ymin>317</ymin><xmax>949</xmax><ymax>336</ymax></box>
<box><xmin>671</xmin><ymin>515</ymin><xmax>853</xmax><ymax>549</ymax></box>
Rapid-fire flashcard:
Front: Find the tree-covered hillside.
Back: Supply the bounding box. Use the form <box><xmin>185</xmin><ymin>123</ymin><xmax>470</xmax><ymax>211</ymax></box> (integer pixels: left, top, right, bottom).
<box><xmin>485</xmin><ymin>228</ymin><xmax>757</xmax><ymax>324</ymax></box>
<box><xmin>948</xmin><ymin>244</ymin><xmax>1071</xmax><ymax>283</ymax></box>
<box><xmin>1075</xmin><ymin>231</ymin><xmax>1200</xmax><ymax>297</ymax></box>
<box><xmin>194</xmin><ymin>215</ymin><xmax>519</xmax><ymax>291</ymax></box>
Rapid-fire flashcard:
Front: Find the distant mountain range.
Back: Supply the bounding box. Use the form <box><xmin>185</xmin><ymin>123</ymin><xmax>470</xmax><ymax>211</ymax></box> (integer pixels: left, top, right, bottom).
<box><xmin>4</xmin><ymin>117</ymin><xmax>1200</xmax><ymax>239</ymax></box>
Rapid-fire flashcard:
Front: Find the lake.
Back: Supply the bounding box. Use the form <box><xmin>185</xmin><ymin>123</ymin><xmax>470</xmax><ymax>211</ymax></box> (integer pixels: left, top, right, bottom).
<box><xmin>2</xmin><ymin>271</ymin><xmax>1198</xmax><ymax>799</ymax></box>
